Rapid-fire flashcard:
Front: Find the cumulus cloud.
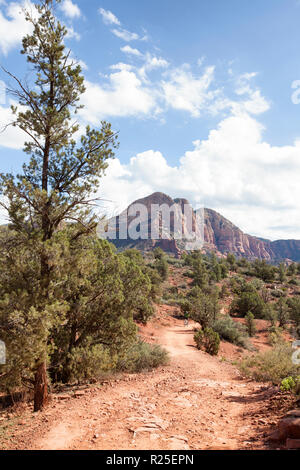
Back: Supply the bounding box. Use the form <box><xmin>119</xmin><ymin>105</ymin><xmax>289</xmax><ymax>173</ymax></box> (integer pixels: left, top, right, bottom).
<box><xmin>0</xmin><ymin>101</ymin><xmax>26</xmax><ymax>149</ymax></box>
<box><xmin>99</xmin><ymin>7</ymin><xmax>120</xmax><ymax>26</ymax></box>
<box><xmin>161</xmin><ymin>65</ymin><xmax>218</xmax><ymax>117</ymax></box>
<box><xmin>138</xmin><ymin>53</ymin><xmax>169</xmax><ymax>80</ymax></box>
<box><xmin>233</xmin><ymin>72</ymin><xmax>270</xmax><ymax>115</ymax></box>
<box><xmin>0</xmin><ymin>0</ymin><xmax>34</xmax><ymax>55</ymax></box>
<box><xmin>121</xmin><ymin>45</ymin><xmax>142</xmax><ymax>57</ymax></box>
<box><xmin>111</xmin><ymin>28</ymin><xmax>139</xmax><ymax>42</ymax></box>
<box><xmin>97</xmin><ymin>111</ymin><xmax>300</xmax><ymax>240</ymax></box>
<box><xmin>79</xmin><ymin>68</ymin><xmax>159</xmax><ymax>123</ymax></box>
<box><xmin>60</xmin><ymin>0</ymin><xmax>81</xmax><ymax>19</ymax></box>
<box><xmin>0</xmin><ymin>0</ymin><xmax>81</xmax><ymax>53</ymax></box>
<box><xmin>76</xmin><ymin>54</ymin><xmax>271</xmax><ymax>126</ymax></box>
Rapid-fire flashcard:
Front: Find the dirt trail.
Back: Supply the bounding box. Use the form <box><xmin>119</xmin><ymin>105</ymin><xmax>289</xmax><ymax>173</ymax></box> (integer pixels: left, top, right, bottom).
<box><xmin>4</xmin><ymin>317</ymin><xmax>279</xmax><ymax>451</ymax></box>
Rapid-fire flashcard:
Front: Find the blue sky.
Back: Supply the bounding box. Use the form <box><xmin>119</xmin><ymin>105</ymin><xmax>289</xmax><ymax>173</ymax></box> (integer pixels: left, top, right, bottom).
<box><xmin>1</xmin><ymin>0</ymin><xmax>300</xmax><ymax>240</ymax></box>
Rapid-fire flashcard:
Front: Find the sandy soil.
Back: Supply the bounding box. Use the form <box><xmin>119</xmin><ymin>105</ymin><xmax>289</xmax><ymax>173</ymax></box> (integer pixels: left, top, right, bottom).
<box><xmin>0</xmin><ymin>312</ymin><xmax>291</xmax><ymax>451</ymax></box>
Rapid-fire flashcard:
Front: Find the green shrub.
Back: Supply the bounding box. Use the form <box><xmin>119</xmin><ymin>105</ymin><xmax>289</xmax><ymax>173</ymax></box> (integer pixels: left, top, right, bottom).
<box><xmin>179</xmin><ymin>283</ymin><xmax>188</xmax><ymax>290</ymax></box>
<box><xmin>117</xmin><ymin>341</ymin><xmax>169</xmax><ymax>373</ymax></box>
<box><xmin>166</xmin><ymin>257</ymin><xmax>184</xmax><ymax>267</ymax></box>
<box><xmin>280</xmin><ymin>376</ymin><xmax>300</xmax><ymax>394</ymax></box>
<box><xmin>186</xmin><ymin>291</ymin><xmax>219</xmax><ymax>329</ymax></box>
<box><xmin>264</xmin><ymin>303</ymin><xmax>278</xmax><ymax>327</ymax></box>
<box><xmin>271</xmin><ymin>289</ymin><xmax>285</xmax><ymax>298</ymax></box>
<box><xmin>67</xmin><ymin>344</ymin><xmax>117</xmax><ymax>382</ymax></box>
<box><xmin>194</xmin><ymin>329</ymin><xmax>204</xmax><ymax>349</ymax></box>
<box><xmin>230</xmin><ymin>291</ymin><xmax>265</xmax><ymax>318</ymax></box>
<box><xmin>276</xmin><ymin>297</ymin><xmax>289</xmax><ymax>328</ymax></box>
<box><xmin>194</xmin><ymin>328</ymin><xmax>220</xmax><ymax>356</ymax></box>
<box><xmin>251</xmin><ymin>259</ymin><xmax>276</xmax><ymax>282</ymax></box>
<box><xmin>245</xmin><ymin>312</ymin><xmax>256</xmax><ymax>337</ymax></box>
<box><xmin>287</xmin><ymin>297</ymin><xmax>300</xmax><ymax>332</ymax></box>
<box><xmin>212</xmin><ymin>316</ymin><xmax>249</xmax><ymax>348</ymax></box>
<box><xmin>155</xmin><ymin>257</ymin><xmax>169</xmax><ymax>281</ymax></box>
<box><xmin>268</xmin><ymin>326</ymin><xmax>283</xmax><ymax>346</ymax></box>
<box><xmin>239</xmin><ymin>342</ymin><xmax>300</xmax><ymax>384</ymax></box>
<box><xmin>219</xmin><ymin>283</ymin><xmax>228</xmax><ymax>299</ymax></box>
<box><xmin>163</xmin><ymin>297</ymin><xmax>186</xmax><ymax>308</ymax></box>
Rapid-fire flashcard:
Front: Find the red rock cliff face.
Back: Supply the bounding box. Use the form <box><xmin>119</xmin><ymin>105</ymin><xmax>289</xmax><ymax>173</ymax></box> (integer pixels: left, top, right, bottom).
<box><xmin>108</xmin><ymin>193</ymin><xmax>300</xmax><ymax>261</ymax></box>
<box><xmin>204</xmin><ymin>209</ymin><xmax>275</xmax><ymax>260</ymax></box>
<box><xmin>270</xmin><ymin>240</ymin><xmax>300</xmax><ymax>262</ymax></box>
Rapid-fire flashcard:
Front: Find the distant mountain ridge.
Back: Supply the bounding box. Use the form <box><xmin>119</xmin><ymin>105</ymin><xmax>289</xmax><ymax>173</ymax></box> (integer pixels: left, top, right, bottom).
<box><xmin>106</xmin><ymin>192</ymin><xmax>300</xmax><ymax>262</ymax></box>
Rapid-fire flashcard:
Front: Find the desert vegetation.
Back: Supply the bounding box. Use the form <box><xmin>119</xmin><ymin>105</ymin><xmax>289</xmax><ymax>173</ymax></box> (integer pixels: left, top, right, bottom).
<box><xmin>0</xmin><ymin>0</ymin><xmax>300</xmax><ymax>453</ymax></box>
<box><xmin>157</xmin><ymin>250</ymin><xmax>300</xmax><ymax>397</ymax></box>
<box><xmin>0</xmin><ymin>0</ymin><xmax>167</xmax><ymax>412</ymax></box>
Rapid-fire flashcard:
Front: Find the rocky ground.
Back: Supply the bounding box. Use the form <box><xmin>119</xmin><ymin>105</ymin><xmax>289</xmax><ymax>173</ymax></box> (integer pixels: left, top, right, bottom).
<box><xmin>0</xmin><ymin>307</ymin><xmax>296</xmax><ymax>451</ymax></box>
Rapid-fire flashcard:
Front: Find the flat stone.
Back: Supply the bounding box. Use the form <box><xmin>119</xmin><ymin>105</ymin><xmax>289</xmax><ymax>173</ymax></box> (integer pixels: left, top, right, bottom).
<box><xmin>285</xmin><ymin>409</ymin><xmax>300</xmax><ymax>418</ymax></box>
<box><xmin>131</xmin><ymin>426</ymin><xmax>159</xmax><ymax>434</ymax></box>
<box><xmin>286</xmin><ymin>438</ymin><xmax>300</xmax><ymax>449</ymax></box>
<box><xmin>56</xmin><ymin>394</ymin><xmax>71</xmax><ymax>400</ymax></box>
<box><xmin>73</xmin><ymin>391</ymin><xmax>86</xmax><ymax>397</ymax></box>
<box><xmin>278</xmin><ymin>417</ymin><xmax>300</xmax><ymax>440</ymax></box>
<box><xmin>170</xmin><ymin>434</ymin><xmax>189</xmax><ymax>442</ymax></box>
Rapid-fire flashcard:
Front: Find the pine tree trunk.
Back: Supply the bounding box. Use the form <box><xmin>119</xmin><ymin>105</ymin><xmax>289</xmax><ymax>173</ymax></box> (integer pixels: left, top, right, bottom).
<box><xmin>34</xmin><ymin>362</ymin><xmax>48</xmax><ymax>412</ymax></box>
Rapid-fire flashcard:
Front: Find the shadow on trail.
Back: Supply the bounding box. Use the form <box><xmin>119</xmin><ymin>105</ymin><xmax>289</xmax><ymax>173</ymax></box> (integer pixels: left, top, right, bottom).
<box><xmin>224</xmin><ymin>388</ymin><xmax>274</xmax><ymax>405</ymax></box>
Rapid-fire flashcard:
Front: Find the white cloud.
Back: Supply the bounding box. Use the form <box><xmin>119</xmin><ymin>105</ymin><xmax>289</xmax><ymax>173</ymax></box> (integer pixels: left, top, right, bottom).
<box><xmin>111</xmin><ymin>28</ymin><xmax>139</xmax><ymax>42</ymax></box>
<box><xmin>99</xmin><ymin>8</ymin><xmax>120</xmax><ymax>26</ymax></box>
<box><xmin>97</xmin><ymin>111</ymin><xmax>300</xmax><ymax>240</ymax></box>
<box><xmin>76</xmin><ymin>55</ymin><xmax>270</xmax><ymax>124</ymax></box>
<box><xmin>161</xmin><ymin>65</ymin><xmax>218</xmax><ymax>117</ymax></box>
<box><xmin>65</xmin><ymin>25</ymin><xmax>80</xmax><ymax>41</ymax></box>
<box><xmin>79</xmin><ymin>69</ymin><xmax>159</xmax><ymax>123</ymax></box>
<box><xmin>233</xmin><ymin>72</ymin><xmax>270</xmax><ymax>115</ymax></box>
<box><xmin>78</xmin><ymin>59</ymin><xmax>88</xmax><ymax>71</ymax></box>
<box><xmin>109</xmin><ymin>62</ymin><xmax>133</xmax><ymax>72</ymax></box>
<box><xmin>60</xmin><ymin>0</ymin><xmax>81</xmax><ymax>19</ymax></box>
<box><xmin>0</xmin><ymin>1</ymin><xmax>81</xmax><ymax>53</ymax></box>
<box><xmin>121</xmin><ymin>45</ymin><xmax>142</xmax><ymax>57</ymax></box>
<box><xmin>137</xmin><ymin>53</ymin><xmax>169</xmax><ymax>82</ymax></box>
<box><xmin>0</xmin><ymin>101</ymin><xmax>26</xmax><ymax>149</ymax></box>
<box><xmin>0</xmin><ymin>1</ymin><xmax>34</xmax><ymax>55</ymax></box>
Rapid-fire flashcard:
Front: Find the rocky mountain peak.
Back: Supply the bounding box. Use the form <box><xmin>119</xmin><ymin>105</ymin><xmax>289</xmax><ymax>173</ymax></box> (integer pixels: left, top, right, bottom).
<box><xmin>105</xmin><ymin>192</ymin><xmax>300</xmax><ymax>262</ymax></box>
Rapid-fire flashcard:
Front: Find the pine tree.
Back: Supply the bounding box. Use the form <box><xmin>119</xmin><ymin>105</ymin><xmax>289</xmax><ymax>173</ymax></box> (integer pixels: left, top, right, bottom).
<box><xmin>277</xmin><ymin>297</ymin><xmax>289</xmax><ymax>328</ymax></box>
<box><xmin>245</xmin><ymin>312</ymin><xmax>256</xmax><ymax>337</ymax></box>
<box><xmin>278</xmin><ymin>262</ymin><xmax>286</xmax><ymax>283</ymax></box>
<box><xmin>192</xmin><ymin>257</ymin><xmax>208</xmax><ymax>289</ymax></box>
<box><xmin>0</xmin><ymin>0</ymin><xmax>117</xmax><ymax>410</ymax></box>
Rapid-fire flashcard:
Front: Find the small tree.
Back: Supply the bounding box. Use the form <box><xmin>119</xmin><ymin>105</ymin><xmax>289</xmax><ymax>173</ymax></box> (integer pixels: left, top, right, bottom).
<box><xmin>0</xmin><ymin>0</ymin><xmax>118</xmax><ymax>410</ymax></box>
<box><xmin>245</xmin><ymin>312</ymin><xmax>256</xmax><ymax>337</ymax></box>
<box><xmin>287</xmin><ymin>263</ymin><xmax>297</xmax><ymax>277</ymax></box>
<box><xmin>230</xmin><ymin>291</ymin><xmax>265</xmax><ymax>318</ymax></box>
<box><xmin>154</xmin><ymin>255</ymin><xmax>169</xmax><ymax>281</ymax></box>
<box><xmin>220</xmin><ymin>283</ymin><xmax>228</xmax><ymax>299</ymax></box>
<box><xmin>278</xmin><ymin>263</ymin><xmax>286</xmax><ymax>283</ymax></box>
<box><xmin>153</xmin><ymin>247</ymin><xmax>165</xmax><ymax>260</ymax></box>
<box><xmin>277</xmin><ymin>297</ymin><xmax>289</xmax><ymax>328</ymax></box>
<box><xmin>226</xmin><ymin>253</ymin><xmax>236</xmax><ymax>271</ymax></box>
<box><xmin>192</xmin><ymin>257</ymin><xmax>208</xmax><ymax>289</ymax></box>
<box><xmin>264</xmin><ymin>303</ymin><xmax>278</xmax><ymax>328</ymax></box>
<box><xmin>252</xmin><ymin>260</ymin><xmax>276</xmax><ymax>282</ymax></box>
<box><xmin>187</xmin><ymin>291</ymin><xmax>219</xmax><ymax>329</ymax></box>
<box><xmin>287</xmin><ymin>297</ymin><xmax>300</xmax><ymax>337</ymax></box>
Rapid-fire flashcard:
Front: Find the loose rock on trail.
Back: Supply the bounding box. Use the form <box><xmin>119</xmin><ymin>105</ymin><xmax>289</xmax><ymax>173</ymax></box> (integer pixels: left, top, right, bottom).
<box><xmin>1</xmin><ymin>308</ymin><xmax>290</xmax><ymax>451</ymax></box>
